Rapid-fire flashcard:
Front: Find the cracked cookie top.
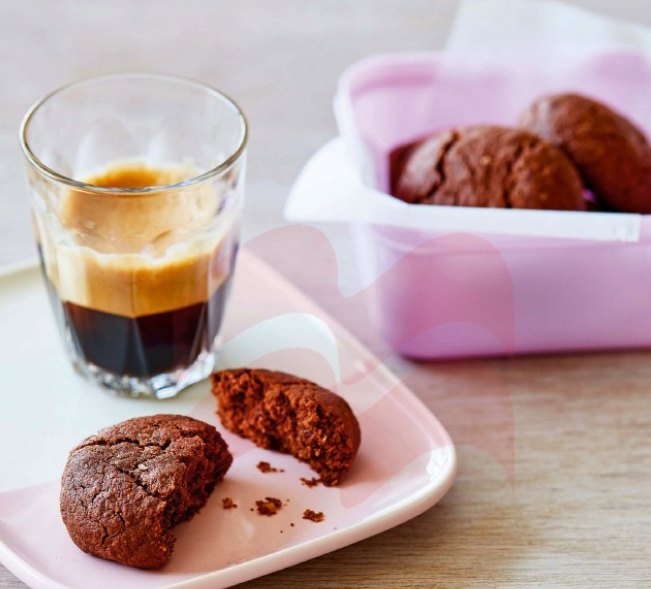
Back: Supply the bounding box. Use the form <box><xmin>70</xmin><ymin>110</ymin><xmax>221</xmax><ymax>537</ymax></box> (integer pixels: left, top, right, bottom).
<box><xmin>60</xmin><ymin>414</ymin><xmax>232</xmax><ymax>569</ymax></box>
<box><xmin>391</xmin><ymin>125</ymin><xmax>586</xmax><ymax>211</ymax></box>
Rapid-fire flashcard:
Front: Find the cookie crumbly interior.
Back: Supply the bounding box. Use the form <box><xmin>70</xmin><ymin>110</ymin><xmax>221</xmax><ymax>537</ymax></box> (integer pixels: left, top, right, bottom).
<box><xmin>211</xmin><ymin>369</ymin><xmax>360</xmax><ymax>486</ymax></box>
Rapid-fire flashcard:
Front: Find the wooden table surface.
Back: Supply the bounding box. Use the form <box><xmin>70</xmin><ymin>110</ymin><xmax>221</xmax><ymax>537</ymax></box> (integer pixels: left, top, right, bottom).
<box><xmin>2</xmin><ymin>1</ymin><xmax>651</xmax><ymax>587</ymax></box>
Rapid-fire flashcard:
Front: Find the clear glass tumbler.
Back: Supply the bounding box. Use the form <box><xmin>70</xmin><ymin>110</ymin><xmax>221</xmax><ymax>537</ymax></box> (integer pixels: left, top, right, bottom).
<box><xmin>20</xmin><ymin>74</ymin><xmax>248</xmax><ymax>398</ymax></box>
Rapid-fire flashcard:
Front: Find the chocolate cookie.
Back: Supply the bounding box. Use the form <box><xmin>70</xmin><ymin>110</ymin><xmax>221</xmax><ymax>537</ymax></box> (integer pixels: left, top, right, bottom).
<box><xmin>391</xmin><ymin>125</ymin><xmax>586</xmax><ymax>211</ymax></box>
<box><xmin>60</xmin><ymin>414</ymin><xmax>232</xmax><ymax>569</ymax></box>
<box><xmin>520</xmin><ymin>93</ymin><xmax>651</xmax><ymax>213</ymax></box>
<box><xmin>211</xmin><ymin>369</ymin><xmax>360</xmax><ymax>486</ymax></box>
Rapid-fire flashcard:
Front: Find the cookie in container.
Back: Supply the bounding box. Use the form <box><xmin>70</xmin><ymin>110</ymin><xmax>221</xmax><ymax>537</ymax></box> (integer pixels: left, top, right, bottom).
<box><xmin>286</xmin><ymin>51</ymin><xmax>651</xmax><ymax>358</ymax></box>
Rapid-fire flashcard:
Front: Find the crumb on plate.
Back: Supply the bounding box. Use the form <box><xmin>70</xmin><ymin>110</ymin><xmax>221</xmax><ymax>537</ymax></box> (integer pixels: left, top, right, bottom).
<box><xmin>302</xmin><ymin>509</ymin><xmax>325</xmax><ymax>523</ymax></box>
<box><xmin>255</xmin><ymin>497</ymin><xmax>283</xmax><ymax>516</ymax></box>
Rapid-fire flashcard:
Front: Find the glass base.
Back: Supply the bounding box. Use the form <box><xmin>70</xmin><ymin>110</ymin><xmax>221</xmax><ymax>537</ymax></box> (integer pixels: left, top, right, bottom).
<box><xmin>70</xmin><ymin>350</ymin><xmax>217</xmax><ymax>399</ymax></box>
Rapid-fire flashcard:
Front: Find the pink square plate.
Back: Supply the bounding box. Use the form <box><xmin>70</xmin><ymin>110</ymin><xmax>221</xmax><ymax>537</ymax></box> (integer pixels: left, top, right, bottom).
<box><xmin>0</xmin><ymin>250</ymin><xmax>456</xmax><ymax>589</ymax></box>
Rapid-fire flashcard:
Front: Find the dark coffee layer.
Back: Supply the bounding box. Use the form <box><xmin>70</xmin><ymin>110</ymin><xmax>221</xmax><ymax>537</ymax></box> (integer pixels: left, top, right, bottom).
<box><xmin>61</xmin><ymin>279</ymin><xmax>231</xmax><ymax>377</ymax></box>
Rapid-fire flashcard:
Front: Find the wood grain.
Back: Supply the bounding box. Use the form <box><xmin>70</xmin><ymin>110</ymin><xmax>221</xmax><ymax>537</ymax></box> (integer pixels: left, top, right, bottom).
<box><xmin>2</xmin><ymin>1</ymin><xmax>651</xmax><ymax>587</ymax></box>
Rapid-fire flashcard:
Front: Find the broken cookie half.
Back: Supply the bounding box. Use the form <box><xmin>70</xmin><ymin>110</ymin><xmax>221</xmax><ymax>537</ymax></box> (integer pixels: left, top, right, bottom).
<box><xmin>211</xmin><ymin>368</ymin><xmax>361</xmax><ymax>486</ymax></box>
<box><xmin>60</xmin><ymin>414</ymin><xmax>232</xmax><ymax>569</ymax></box>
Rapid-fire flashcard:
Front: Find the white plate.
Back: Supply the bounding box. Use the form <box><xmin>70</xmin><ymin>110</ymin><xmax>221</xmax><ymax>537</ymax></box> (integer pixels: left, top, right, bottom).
<box><xmin>0</xmin><ymin>250</ymin><xmax>456</xmax><ymax>589</ymax></box>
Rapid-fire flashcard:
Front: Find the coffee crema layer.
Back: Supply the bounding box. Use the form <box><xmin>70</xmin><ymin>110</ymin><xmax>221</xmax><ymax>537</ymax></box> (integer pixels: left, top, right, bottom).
<box><xmin>53</xmin><ymin>244</ymin><xmax>231</xmax><ymax>317</ymax></box>
<box><xmin>41</xmin><ymin>161</ymin><xmax>236</xmax><ymax>317</ymax></box>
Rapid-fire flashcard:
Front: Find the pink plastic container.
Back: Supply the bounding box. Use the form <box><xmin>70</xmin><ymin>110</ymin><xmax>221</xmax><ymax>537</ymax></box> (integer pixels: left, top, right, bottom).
<box><xmin>334</xmin><ymin>52</ymin><xmax>651</xmax><ymax>358</ymax></box>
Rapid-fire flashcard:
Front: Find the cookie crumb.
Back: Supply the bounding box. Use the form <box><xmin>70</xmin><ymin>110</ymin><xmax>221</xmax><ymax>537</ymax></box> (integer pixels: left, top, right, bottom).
<box><xmin>300</xmin><ymin>477</ymin><xmax>322</xmax><ymax>488</ymax></box>
<box><xmin>255</xmin><ymin>497</ymin><xmax>283</xmax><ymax>516</ymax></box>
<box><xmin>302</xmin><ymin>509</ymin><xmax>325</xmax><ymax>523</ymax></box>
<box><xmin>257</xmin><ymin>461</ymin><xmax>284</xmax><ymax>474</ymax></box>
<box><xmin>222</xmin><ymin>497</ymin><xmax>237</xmax><ymax>510</ymax></box>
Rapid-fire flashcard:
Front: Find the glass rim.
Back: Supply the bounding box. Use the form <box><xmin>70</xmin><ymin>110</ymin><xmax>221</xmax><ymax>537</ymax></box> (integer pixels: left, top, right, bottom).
<box><xmin>19</xmin><ymin>72</ymin><xmax>249</xmax><ymax>194</ymax></box>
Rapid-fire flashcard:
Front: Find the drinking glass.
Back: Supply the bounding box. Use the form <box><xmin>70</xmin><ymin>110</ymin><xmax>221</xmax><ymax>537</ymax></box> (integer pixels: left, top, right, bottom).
<box><xmin>20</xmin><ymin>74</ymin><xmax>248</xmax><ymax>398</ymax></box>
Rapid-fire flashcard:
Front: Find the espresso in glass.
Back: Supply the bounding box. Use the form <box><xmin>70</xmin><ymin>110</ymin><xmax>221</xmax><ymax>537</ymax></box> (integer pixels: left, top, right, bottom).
<box><xmin>52</xmin><ymin>161</ymin><xmax>237</xmax><ymax>379</ymax></box>
<box><xmin>22</xmin><ymin>75</ymin><xmax>247</xmax><ymax>398</ymax></box>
